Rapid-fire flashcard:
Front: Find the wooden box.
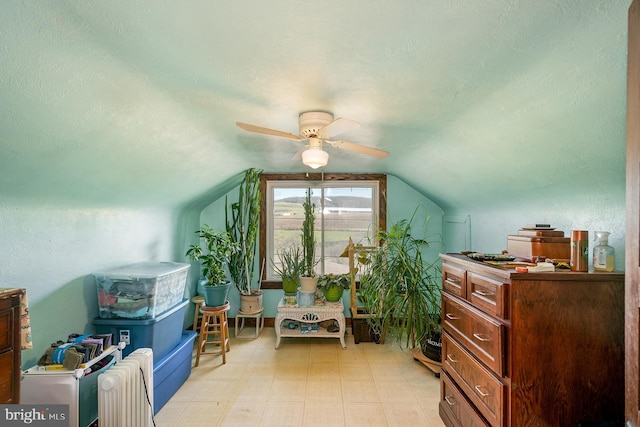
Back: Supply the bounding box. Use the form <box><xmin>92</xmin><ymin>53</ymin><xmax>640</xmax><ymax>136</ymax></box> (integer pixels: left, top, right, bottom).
<box><xmin>516</xmin><ymin>228</ymin><xmax>566</xmax><ymax>237</ymax></box>
<box><xmin>507</xmin><ymin>235</ymin><xmax>570</xmax><ymax>259</ymax></box>
<box><xmin>350</xmin><ymin>310</ymin><xmax>380</xmax><ymax>344</ymax></box>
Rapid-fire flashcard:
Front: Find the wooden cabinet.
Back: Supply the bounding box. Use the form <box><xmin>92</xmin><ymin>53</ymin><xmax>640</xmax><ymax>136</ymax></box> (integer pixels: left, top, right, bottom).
<box><xmin>439</xmin><ymin>254</ymin><xmax>624</xmax><ymax>427</ymax></box>
<box><xmin>0</xmin><ymin>288</ymin><xmax>23</xmax><ymax>404</ymax></box>
<box><xmin>626</xmin><ymin>1</ymin><xmax>640</xmax><ymax>425</ymax></box>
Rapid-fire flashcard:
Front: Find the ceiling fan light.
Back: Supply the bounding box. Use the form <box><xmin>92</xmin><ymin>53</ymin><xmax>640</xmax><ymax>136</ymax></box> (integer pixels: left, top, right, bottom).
<box><xmin>302</xmin><ymin>147</ymin><xmax>329</xmax><ymax>169</ymax></box>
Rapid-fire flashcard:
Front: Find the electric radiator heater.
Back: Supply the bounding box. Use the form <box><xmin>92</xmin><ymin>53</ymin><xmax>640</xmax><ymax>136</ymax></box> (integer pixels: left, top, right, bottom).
<box><xmin>98</xmin><ymin>348</ymin><xmax>154</xmax><ymax>427</ymax></box>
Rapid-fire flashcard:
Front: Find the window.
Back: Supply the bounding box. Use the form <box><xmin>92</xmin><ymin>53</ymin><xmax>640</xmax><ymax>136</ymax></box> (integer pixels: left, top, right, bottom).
<box><xmin>259</xmin><ymin>173</ymin><xmax>386</xmax><ymax>288</ymax></box>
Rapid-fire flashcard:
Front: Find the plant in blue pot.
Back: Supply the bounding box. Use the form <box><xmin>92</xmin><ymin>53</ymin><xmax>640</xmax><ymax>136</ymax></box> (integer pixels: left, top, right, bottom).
<box><xmin>186</xmin><ymin>225</ymin><xmax>240</xmax><ymax>307</ymax></box>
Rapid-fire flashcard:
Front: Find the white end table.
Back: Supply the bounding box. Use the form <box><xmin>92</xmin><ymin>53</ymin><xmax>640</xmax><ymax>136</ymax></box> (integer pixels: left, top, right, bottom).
<box><xmin>275</xmin><ymin>298</ymin><xmax>346</xmax><ymax>349</ymax></box>
<box><xmin>235</xmin><ymin>307</ymin><xmax>264</xmax><ymax>339</ymax></box>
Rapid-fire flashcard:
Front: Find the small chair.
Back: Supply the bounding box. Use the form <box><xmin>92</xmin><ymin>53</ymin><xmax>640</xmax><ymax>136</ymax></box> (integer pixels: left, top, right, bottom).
<box><xmin>235</xmin><ymin>307</ymin><xmax>264</xmax><ymax>339</ymax></box>
<box><xmin>194</xmin><ymin>302</ymin><xmax>230</xmax><ymax>366</ymax></box>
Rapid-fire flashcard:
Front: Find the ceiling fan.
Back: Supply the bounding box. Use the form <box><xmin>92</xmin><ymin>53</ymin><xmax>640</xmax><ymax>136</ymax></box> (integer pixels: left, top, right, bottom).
<box><xmin>236</xmin><ymin>111</ymin><xmax>389</xmax><ymax>169</ymax></box>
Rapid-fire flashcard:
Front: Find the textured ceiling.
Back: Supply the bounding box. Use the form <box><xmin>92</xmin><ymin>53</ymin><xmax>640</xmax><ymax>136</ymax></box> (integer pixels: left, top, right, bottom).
<box><xmin>0</xmin><ymin>1</ymin><xmax>629</xmax><ymax>211</ymax></box>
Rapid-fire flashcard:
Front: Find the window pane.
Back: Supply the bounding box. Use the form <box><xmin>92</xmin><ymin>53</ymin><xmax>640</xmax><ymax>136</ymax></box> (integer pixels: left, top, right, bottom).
<box><xmin>322</xmin><ymin>187</ymin><xmax>373</xmax><ymax>275</ymax></box>
<box><xmin>267</xmin><ymin>181</ymin><xmax>378</xmax><ymax>280</ymax></box>
<box><xmin>273</xmin><ymin>187</ymin><xmax>307</xmax><ymax>250</ymax></box>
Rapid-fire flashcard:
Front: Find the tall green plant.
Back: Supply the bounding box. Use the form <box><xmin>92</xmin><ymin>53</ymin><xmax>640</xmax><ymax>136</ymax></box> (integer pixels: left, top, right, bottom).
<box><xmin>226</xmin><ymin>168</ymin><xmax>263</xmax><ymax>295</ymax></box>
<box><xmin>360</xmin><ymin>209</ymin><xmax>441</xmax><ymax>349</ymax></box>
<box><xmin>185</xmin><ymin>225</ymin><xmax>239</xmax><ymax>285</ymax></box>
<box><xmin>301</xmin><ymin>188</ymin><xmax>317</xmax><ymax>277</ymax></box>
<box><xmin>273</xmin><ymin>246</ymin><xmax>304</xmax><ymax>281</ymax></box>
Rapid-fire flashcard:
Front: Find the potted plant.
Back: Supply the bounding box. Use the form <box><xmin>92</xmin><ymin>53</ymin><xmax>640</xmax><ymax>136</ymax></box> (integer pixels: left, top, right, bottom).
<box><xmin>360</xmin><ymin>210</ymin><xmax>442</xmax><ymax>360</ymax></box>
<box><xmin>226</xmin><ymin>168</ymin><xmax>263</xmax><ymax>313</ymax></box>
<box><xmin>185</xmin><ymin>225</ymin><xmax>239</xmax><ymax>307</ymax></box>
<box><xmin>299</xmin><ymin>187</ymin><xmax>319</xmax><ymax>292</ymax></box>
<box><xmin>273</xmin><ymin>246</ymin><xmax>304</xmax><ymax>295</ymax></box>
<box><xmin>317</xmin><ymin>273</ymin><xmax>351</xmax><ymax>302</ymax></box>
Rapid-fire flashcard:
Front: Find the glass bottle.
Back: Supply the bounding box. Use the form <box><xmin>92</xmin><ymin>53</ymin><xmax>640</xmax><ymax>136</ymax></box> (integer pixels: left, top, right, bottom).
<box><xmin>593</xmin><ymin>231</ymin><xmax>615</xmax><ymax>272</ymax></box>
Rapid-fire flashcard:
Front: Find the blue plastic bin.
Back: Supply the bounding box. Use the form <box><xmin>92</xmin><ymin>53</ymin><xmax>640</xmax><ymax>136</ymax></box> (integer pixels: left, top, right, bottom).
<box><xmin>93</xmin><ymin>299</ymin><xmax>188</xmax><ymax>362</ymax></box>
<box><xmin>154</xmin><ymin>330</ymin><xmax>197</xmax><ymax>414</ymax></box>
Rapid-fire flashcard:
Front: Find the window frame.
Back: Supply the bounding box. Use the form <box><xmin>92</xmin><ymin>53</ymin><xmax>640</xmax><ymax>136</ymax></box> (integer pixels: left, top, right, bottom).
<box><xmin>259</xmin><ymin>173</ymin><xmax>387</xmax><ymax>289</ymax></box>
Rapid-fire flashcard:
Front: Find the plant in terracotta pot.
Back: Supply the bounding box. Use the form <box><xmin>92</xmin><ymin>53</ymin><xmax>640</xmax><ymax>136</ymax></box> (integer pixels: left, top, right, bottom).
<box><xmin>273</xmin><ymin>246</ymin><xmax>304</xmax><ymax>296</ymax></box>
<box><xmin>317</xmin><ymin>273</ymin><xmax>351</xmax><ymax>302</ymax></box>
<box><xmin>360</xmin><ymin>210</ymin><xmax>442</xmax><ymax>359</ymax></box>
<box><xmin>299</xmin><ymin>187</ymin><xmax>319</xmax><ymax>292</ymax></box>
<box><xmin>226</xmin><ymin>168</ymin><xmax>264</xmax><ymax>313</ymax></box>
<box><xmin>185</xmin><ymin>225</ymin><xmax>239</xmax><ymax>307</ymax></box>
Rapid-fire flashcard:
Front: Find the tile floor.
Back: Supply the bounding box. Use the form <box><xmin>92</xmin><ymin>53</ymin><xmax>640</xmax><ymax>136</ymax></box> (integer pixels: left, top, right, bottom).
<box><xmin>154</xmin><ymin>327</ymin><xmax>445</xmax><ymax>427</ymax></box>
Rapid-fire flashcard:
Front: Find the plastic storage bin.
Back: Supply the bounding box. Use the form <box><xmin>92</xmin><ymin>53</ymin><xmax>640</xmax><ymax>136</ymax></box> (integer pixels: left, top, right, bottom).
<box><xmin>21</xmin><ymin>347</ymin><xmax>119</xmax><ymax>427</ymax></box>
<box><xmin>94</xmin><ymin>261</ymin><xmax>189</xmax><ymax>319</ymax></box>
<box><xmin>154</xmin><ymin>330</ymin><xmax>197</xmax><ymax>414</ymax></box>
<box><xmin>93</xmin><ymin>299</ymin><xmax>188</xmax><ymax>362</ymax></box>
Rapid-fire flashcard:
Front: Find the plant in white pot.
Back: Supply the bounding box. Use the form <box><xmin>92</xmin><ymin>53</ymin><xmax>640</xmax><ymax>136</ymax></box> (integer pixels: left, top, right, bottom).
<box><xmin>300</xmin><ymin>187</ymin><xmax>319</xmax><ymax>292</ymax></box>
<box><xmin>226</xmin><ymin>168</ymin><xmax>264</xmax><ymax>313</ymax></box>
<box><xmin>185</xmin><ymin>225</ymin><xmax>239</xmax><ymax>307</ymax></box>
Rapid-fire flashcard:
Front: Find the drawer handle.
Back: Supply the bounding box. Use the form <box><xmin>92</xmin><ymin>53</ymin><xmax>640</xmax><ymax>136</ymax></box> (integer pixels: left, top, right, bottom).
<box><xmin>445</xmin><ymin>313</ymin><xmax>459</xmax><ymax>320</ymax></box>
<box><xmin>446</xmin><ymin>277</ymin><xmax>461</xmax><ymax>285</ymax></box>
<box><xmin>473</xmin><ymin>333</ymin><xmax>491</xmax><ymax>342</ymax></box>
<box><xmin>444</xmin><ymin>395</ymin><xmax>456</xmax><ymax>406</ymax></box>
<box><xmin>474</xmin><ymin>385</ymin><xmax>490</xmax><ymax>397</ymax></box>
<box><xmin>474</xmin><ymin>289</ymin><xmax>494</xmax><ymax>297</ymax></box>
<box><xmin>446</xmin><ymin>354</ymin><xmax>458</xmax><ymax>363</ymax></box>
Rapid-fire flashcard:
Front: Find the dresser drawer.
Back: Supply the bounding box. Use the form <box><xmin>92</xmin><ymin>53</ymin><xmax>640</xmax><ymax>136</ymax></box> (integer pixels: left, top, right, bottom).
<box><xmin>443</xmin><ymin>294</ymin><xmax>505</xmax><ymax>376</ymax></box>
<box><xmin>0</xmin><ymin>350</ymin><xmax>14</xmax><ymax>403</ymax></box>
<box><xmin>467</xmin><ymin>272</ymin><xmax>507</xmax><ymax>319</ymax></box>
<box><xmin>0</xmin><ymin>305</ymin><xmax>12</xmax><ymax>353</ymax></box>
<box><xmin>443</xmin><ymin>332</ymin><xmax>505</xmax><ymax>427</ymax></box>
<box><xmin>440</xmin><ymin>370</ymin><xmax>490</xmax><ymax>427</ymax></box>
<box><xmin>443</xmin><ymin>263</ymin><xmax>467</xmax><ymax>298</ymax></box>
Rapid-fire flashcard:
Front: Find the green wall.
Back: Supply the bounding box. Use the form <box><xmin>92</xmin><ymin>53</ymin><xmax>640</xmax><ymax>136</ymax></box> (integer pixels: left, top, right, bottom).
<box><xmin>3</xmin><ymin>170</ymin><xmax>624</xmax><ymax>370</ymax></box>
<box><xmin>1</xmin><ymin>203</ymin><xmax>180</xmax><ymax>368</ymax></box>
<box><xmin>454</xmin><ymin>194</ymin><xmax>626</xmax><ymax>271</ymax></box>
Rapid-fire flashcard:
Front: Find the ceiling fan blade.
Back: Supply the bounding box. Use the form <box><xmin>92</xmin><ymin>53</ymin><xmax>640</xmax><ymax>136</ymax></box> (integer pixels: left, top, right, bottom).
<box><xmin>327</xmin><ymin>140</ymin><xmax>389</xmax><ymax>159</ymax></box>
<box><xmin>236</xmin><ymin>122</ymin><xmax>303</xmax><ymax>141</ymax></box>
<box><xmin>319</xmin><ymin>117</ymin><xmax>360</xmax><ymax>139</ymax></box>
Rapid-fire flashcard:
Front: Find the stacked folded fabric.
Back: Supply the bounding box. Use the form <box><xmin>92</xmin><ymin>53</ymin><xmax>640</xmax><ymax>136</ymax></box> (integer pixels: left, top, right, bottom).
<box><xmin>37</xmin><ymin>333</ymin><xmax>114</xmax><ymax>370</ymax></box>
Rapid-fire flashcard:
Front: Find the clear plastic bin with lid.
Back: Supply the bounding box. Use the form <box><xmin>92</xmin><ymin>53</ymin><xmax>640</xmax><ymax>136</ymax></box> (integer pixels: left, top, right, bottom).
<box><xmin>93</xmin><ymin>262</ymin><xmax>189</xmax><ymax>319</ymax></box>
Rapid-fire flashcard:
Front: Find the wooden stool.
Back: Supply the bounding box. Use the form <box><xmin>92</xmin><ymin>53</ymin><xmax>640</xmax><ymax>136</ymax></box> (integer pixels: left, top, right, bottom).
<box><xmin>194</xmin><ymin>302</ymin><xmax>230</xmax><ymax>366</ymax></box>
<box><xmin>191</xmin><ymin>295</ymin><xmax>205</xmax><ymax>332</ymax></box>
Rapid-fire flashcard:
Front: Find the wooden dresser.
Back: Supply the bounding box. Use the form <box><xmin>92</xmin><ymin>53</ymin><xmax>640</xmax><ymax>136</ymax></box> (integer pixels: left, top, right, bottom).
<box><xmin>439</xmin><ymin>253</ymin><xmax>624</xmax><ymax>427</ymax></box>
<box><xmin>0</xmin><ymin>288</ymin><xmax>24</xmax><ymax>404</ymax></box>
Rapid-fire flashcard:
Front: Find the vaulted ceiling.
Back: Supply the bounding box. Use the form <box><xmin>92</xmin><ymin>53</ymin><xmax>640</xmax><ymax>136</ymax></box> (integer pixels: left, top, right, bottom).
<box><xmin>0</xmin><ymin>1</ymin><xmax>629</xmax><ymax>212</ymax></box>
